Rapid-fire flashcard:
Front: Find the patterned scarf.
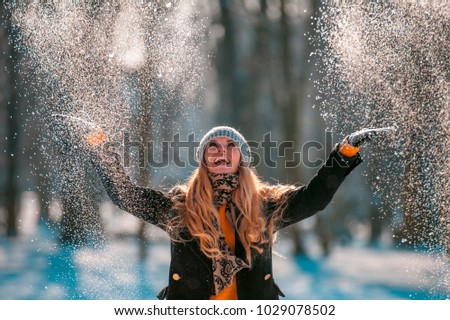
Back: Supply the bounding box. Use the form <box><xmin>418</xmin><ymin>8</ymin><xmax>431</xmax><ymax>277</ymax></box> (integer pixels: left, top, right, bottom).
<box><xmin>208</xmin><ymin>172</ymin><xmax>249</xmax><ymax>296</ymax></box>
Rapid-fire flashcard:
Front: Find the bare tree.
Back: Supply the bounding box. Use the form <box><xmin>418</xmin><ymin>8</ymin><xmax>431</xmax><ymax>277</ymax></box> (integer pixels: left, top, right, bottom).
<box><xmin>1</xmin><ymin>4</ymin><xmax>20</xmax><ymax>237</ymax></box>
<box><xmin>215</xmin><ymin>0</ymin><xmax>245</xmax><ymax>127</ymax></box>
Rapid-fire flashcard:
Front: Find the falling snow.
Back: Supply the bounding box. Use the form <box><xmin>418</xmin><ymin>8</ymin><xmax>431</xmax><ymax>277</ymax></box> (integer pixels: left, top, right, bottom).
<box><xmin>2</xmin><ymin>0</ymin><xmax>448</xmax><ymax>300</ymax></box>
<box><xmin>6</xmin><ymin>1</ymin><xmax>207</xmax><ymax>247</ymax></box>
<box><xmin>10</xmin><ymin>1</ymin><xmax>206</xmax><ymax>141</ymax></box>
<box><xmin>314</xmin><ymin>0</ymin><xmax>449</xmax><ymax>296</ymax></box>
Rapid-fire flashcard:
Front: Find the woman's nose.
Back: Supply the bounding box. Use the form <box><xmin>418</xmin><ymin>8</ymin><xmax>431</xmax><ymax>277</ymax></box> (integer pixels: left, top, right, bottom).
<box><xmin>216</xmin><ymin>144</ymin><xmax>227</xmax><ymax>153</ymax></box>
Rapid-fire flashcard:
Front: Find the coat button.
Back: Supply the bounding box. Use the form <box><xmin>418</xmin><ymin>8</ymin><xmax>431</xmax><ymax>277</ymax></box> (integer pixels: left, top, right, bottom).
<box><xmin>264</xmin><ymin>273</ymin><xmax>271</xmax><ymax>280</ymax></box>
<box><xmin>172</xmin><ymin>273</ymin><xmax>181</xmax><ymax>281</ymax></box>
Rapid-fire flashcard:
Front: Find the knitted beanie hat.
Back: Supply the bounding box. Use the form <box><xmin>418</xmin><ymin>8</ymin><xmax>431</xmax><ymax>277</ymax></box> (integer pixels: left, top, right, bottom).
<box><xmin>197</xmin><ymin>126</ymin><xmax>251</xmax><ymax>166</ymax></box>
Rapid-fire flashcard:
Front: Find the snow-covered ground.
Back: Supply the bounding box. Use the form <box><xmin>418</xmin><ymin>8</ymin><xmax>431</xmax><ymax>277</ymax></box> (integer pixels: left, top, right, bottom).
<box><xmin>0</xmin><ymin>193</ymin><xmax>448</xmax><ymax>300</ymax></box>
<box><xmin>0</xmin><ymin>225</ymin><xmax>448</xmax><ymax>300</ymax></box>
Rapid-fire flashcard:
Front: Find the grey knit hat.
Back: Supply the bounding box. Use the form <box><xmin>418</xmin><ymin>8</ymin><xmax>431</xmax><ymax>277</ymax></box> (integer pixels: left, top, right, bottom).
<box><xmin>197</xmin><ymin>126</ymin><xmax>251</xmax><ymax>166</ymax></box>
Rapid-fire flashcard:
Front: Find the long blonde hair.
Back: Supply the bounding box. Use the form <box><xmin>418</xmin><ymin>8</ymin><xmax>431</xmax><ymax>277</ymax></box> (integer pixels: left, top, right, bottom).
<box><xmin>168</xmin><ymin>163</ymin><xmax>296</xmax><ymax>267</ymax></box>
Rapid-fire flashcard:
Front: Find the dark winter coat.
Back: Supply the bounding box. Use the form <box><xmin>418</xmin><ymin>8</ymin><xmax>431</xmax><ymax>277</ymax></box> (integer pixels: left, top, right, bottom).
<box><xmin>92</xmin><ymin>144</ymin><xmax>361</xmax><ymax>300</ymax></box>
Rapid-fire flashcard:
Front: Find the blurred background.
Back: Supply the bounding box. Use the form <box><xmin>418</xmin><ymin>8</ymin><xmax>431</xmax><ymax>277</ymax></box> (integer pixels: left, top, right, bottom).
<box><xmin>0</xmin><ymin>0</ymin><xmax>448</xmax><ymax>299</ymax></box>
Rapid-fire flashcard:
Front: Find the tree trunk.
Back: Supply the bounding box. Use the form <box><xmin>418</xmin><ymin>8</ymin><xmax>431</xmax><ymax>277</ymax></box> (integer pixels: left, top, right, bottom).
<box><xmin>58</xmin><ymin>135</ymin><xmax>105</xmax><ymax>245</ymax></box>
<box><xmin>1</xmin><ymin>5</ymin><xmax>20</xmax><ymax>237</ymax></box>
<box><xmin>278</xmin><ymin>0</ymin><xmax>307</xmax><ymax>256</ymax></box>
<box><xmin>136</xmin><ymin>72</ymin><xmax>152</xmax><ymax>261</ymax></box>
<box><xmin>216</xmin><ymin>0</ymin><xmax>242</xmax><ymax>127</ymax></box>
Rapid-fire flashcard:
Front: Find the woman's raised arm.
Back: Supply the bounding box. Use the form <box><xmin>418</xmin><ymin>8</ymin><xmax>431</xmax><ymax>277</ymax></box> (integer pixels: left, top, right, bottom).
<box><xmin>86</xmin><ymin>129</ymin><xmax>173</xmax><ymax>230</ymax></box>
<box><xmin>275</xmin><ymin>127</ymin><xmax>394</xmax><ymax>230</ymax></box>
<box><xmin>275</xmin><ymin>143</ymin><xmax>362</xmax><ymax>231</ymax></box>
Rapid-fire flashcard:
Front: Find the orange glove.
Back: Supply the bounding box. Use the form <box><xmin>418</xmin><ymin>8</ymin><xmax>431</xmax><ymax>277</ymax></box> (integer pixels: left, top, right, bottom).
<box><xmin>339</xmin><ymin>127</ymin><xmax>395</xmax><ymax>157</ymax></box>
<box><xmin>339</xmin><ymin>140</ymin><xmax>360</xmax><ymax>157</ymax></box>
<box><xmin>85</xmin><ymin>129</ymin><xmax>106</xmax><ymax>147</ymax></box>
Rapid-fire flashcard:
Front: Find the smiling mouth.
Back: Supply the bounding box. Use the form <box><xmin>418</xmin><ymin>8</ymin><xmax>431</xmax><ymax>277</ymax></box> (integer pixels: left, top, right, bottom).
<box><xmin>213</xmin><ymin>158</ymin><xmax>230</xmax><ymax>166</ymax></box>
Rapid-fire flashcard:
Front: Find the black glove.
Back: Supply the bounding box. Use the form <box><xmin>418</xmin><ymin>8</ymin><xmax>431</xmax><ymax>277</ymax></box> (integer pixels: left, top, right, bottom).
<box><xmin>346</xmin><ymin>127</ymin><xmax>396</xmax><ymax>147</ymax></box>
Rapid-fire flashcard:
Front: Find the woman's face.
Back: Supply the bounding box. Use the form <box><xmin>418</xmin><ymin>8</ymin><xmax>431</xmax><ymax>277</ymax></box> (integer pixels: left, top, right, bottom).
<box><xmin>204</xmin><ymin>137</ymin><xmax>241</xmax><ymax>174</ymax></box>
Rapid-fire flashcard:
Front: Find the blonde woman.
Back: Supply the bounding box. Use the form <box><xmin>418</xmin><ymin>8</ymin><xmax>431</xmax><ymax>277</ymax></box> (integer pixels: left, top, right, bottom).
<box><xmin>87</xmin><ymin>126</ymin><xmax>374</xmax><ymax>300</ymax></box>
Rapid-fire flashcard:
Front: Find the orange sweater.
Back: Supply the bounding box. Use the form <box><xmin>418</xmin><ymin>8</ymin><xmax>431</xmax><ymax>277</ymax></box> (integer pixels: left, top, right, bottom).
<box><xmin>210</xmin><ymin>205</ymin><xmax>238</xmax><ymax>300</ymax></box>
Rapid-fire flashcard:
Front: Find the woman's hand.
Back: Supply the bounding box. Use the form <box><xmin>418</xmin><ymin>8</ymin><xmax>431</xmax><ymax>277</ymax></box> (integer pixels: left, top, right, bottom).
<box><xmin>85</xmin><ymin>128</ymin><xmax>106</xmax><ymax>148</ymax></box>
<box><xmin>339</xmin><ymin>127</ymin><xmax>396</xmax><ymax>157</ymax></box>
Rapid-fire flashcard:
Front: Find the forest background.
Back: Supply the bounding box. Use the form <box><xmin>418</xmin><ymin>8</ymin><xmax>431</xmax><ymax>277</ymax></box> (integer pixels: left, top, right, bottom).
<box><xmin>0</xmin><ymin>0</ymin><xmax>448</xmax><ymax>300</ymax></box>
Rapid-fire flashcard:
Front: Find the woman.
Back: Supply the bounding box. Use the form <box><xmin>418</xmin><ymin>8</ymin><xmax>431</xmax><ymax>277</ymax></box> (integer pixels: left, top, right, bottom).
<box><xmin>86</xmin><ymin>126</ymin><xmax>367</xmax><ymax>300</ymax></box>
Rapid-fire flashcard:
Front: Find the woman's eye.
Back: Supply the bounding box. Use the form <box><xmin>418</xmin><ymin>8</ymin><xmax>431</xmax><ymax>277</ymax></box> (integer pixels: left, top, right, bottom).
<box><xmin>227</xmin><ymin>142</ymin><xmax>236</xmax><ymax>148</ymax></box>
<box><xmin>207</xmin><ymin>143</ymin><xmax>218</xmax><ymax>153</ymax></box>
